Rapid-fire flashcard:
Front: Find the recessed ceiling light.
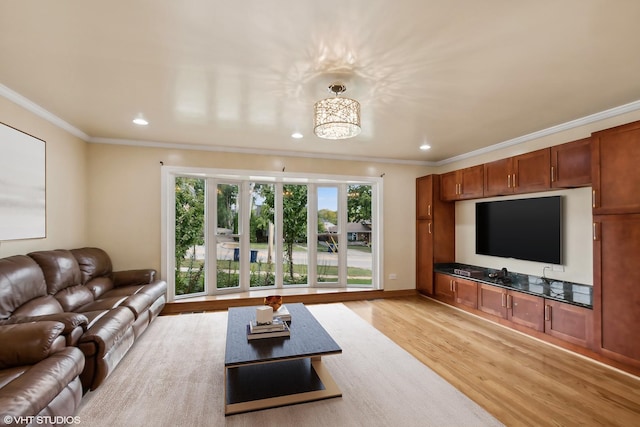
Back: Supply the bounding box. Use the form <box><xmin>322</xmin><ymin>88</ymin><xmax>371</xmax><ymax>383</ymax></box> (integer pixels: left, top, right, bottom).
<box><xmin>419</xmin><ymin>144</ymin><xmax>431</xmax><ymax>151</ymax></box>
<box><xmin>133</xmin><ymin>117</ymin><xmax>149</xmax><ymax>126</ymax></box>
<box><xmin>291</xmin><ymin>132</ymin><xmax>303</xmax><ymax>139</ymax></box>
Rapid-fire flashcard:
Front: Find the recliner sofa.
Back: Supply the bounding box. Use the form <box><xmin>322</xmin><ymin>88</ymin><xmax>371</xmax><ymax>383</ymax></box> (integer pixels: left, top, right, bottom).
<box><xmin>0</xmin><ymin>247</ymin><xmax>166</xmax><ymax>423</ymax></box>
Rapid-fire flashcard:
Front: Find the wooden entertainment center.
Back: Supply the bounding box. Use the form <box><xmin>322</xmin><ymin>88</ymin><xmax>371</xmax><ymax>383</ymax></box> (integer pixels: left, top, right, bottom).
<box><xmin>417</xmin><ymin>120</ymin><xmax>640</xmax><ymax>375</ymax></box>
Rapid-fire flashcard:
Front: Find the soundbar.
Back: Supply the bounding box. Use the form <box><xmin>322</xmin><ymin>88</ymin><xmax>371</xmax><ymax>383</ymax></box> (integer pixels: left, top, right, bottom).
<box><xmin>453</xmin><ymin>268</ymin><xmax>484</xmax><ymax>279</ymax></box>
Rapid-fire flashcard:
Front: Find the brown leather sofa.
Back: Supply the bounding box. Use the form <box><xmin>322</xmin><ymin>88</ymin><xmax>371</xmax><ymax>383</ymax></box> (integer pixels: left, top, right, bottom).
<box><xmin>0</xmin><ymin>247</ymin><xmax>166</xmax><ymax>423</ymax></box>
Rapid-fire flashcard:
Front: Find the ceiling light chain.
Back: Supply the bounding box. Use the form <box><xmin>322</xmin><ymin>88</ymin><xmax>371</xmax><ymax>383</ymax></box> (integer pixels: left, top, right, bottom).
<box><xmin>313</xmin><ymin>83</ymin><xmax>361</xmax><ymax>140</ymax></box>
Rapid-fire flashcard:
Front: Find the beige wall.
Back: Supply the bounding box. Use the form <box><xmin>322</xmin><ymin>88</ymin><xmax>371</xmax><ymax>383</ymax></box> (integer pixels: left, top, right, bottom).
<box><xmin>437</xmin><ymin>109</ymin><xmax>640</xmax><ymax>286</ymax></box>
<box><xmin>0</xmin><ymin>97</ymin><xmax>88</xmax><ymax>258</ymax></box>
<box><xmin>86</xmin><ymin>143</ymin><xmax>429</xmax><ymax>290</ymax></box>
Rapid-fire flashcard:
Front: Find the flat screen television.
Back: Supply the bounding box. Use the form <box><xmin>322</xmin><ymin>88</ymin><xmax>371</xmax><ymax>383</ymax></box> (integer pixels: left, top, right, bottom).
<box><xmin>475</xmin><ymin>196</ymin><xmax>562</xmax><ymax>264</ymax></box>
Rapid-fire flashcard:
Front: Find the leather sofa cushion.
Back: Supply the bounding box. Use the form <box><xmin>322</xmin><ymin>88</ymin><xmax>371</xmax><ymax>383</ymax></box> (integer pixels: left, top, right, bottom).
<box><xmin>0</xmin><ymin>366</ymin><xmax>24</xmax><ymax>389</ymax></box>
<box><xmin>0</xmin><ymin>347</ymin><xmax>84</xmax><ymax>418</ymax></box>
<box><xmin>101</xmin><ymin>284</ymin><xmax>145</xmax><ymax>297</ymax></box>
<box><xmin>10</xmin><ymin>295</ymin><xmax>64</xmax><ymax>318</ymax></box>
<box><xmin>80</xmin><ymin>310</ymin><xmax>108</xmax><ymax>330</ymax></box>
<box><xmin>0</xmin><ymin>255</ymin><xmax>47</xmax><ymax>320</ymax></box>
<box><xmin>70</xmin><ymin>247</ymin><xmax>112</xmax><ymax>284</ymax></box>
<box><xmin>85</xmin><ymin>277</ymin><xmax>114</xmax><ymax>299</ymax></box>
<box><xmin>0</xmin><ymin>322</ymin><xmax>66</xmax><ymax>369</ymax></box>
<box><xmin>77</xmin><ymin>296</ymin><xmax>127</xmax><ymax>313</ymax></box>
<box><xmin>102</xmin><ymin>281</ymin><xmax>166</xmax><ymax>301</ymax></box>
<box><xmin>28</xmin><ymin>250</ymin><xmax>82</xmax><ymax>295</ymax></box>
<box><xmin>53</xmin><ymin>285</ymin><xmax>94</xmax><ymax>312</ymax></box>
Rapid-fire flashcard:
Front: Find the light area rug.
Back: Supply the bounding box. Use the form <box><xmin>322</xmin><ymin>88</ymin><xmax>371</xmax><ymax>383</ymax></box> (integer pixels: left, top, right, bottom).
<box><xmin>76</xmin><ymin>303</ymin><xmax>502</xmax><ymax>427</ymax></box>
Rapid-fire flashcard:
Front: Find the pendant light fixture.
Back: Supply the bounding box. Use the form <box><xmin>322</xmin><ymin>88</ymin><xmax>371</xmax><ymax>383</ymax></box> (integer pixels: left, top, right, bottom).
<box><xmin>313</xmin><ymin>83</ymin><xmax>361</xmax><ymax>139</ymax></box>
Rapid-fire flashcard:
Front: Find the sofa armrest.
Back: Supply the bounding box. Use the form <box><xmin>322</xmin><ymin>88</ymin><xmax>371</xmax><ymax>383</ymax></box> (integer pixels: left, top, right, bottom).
<box><xmin>8</xmin><ymin>312</ymin><xmax>88</xmax><ymax>333</ymax></box>
<box><xmin>78</xmin><ymin>307</ymin><xmax>135</xmax><ymax>357</ymax></box>
<box><xmin>0</xmin><ymin>322</ymin><xmax>66</xmax><ymax>369</ymax></box>
<box><xmin>113</xmin><ymin>269</ymin><xmax>156</xmax><ymax>287</ymax></box>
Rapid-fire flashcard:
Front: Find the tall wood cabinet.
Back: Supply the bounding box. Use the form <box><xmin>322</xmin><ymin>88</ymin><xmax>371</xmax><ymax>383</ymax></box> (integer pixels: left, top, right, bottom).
<box><xmin>416</xmin><ymin>175</ymin><xmax>455</xmax><ymax>295</ymax></box>
<box><xmin>592</xmin><ymin>121</ymin><xmax>640</xmax><ymax>367</ymax></box>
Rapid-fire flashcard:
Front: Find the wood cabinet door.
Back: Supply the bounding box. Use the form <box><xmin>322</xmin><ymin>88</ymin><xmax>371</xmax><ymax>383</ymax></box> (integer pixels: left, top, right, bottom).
<box><xmin>416</xmin><ymin>175</ymin><xmax>433</xmax><ymax>219</ymax></box>
<box><xmin>508</xmin><ymin>292</ymin><xmax>544</xmax><ymax>332</ymax></box>
<box><xmin>594</xmin><ymin>214</ymin><xmax>640</xmax><ymax>362</ymax></box>
<box><xmin>416</xmin><ymin>220</ymin><xmax>434</xmax><ymax>295</ymax></box>
<box><xmin>592</xmin><ymin>121</ymin><xmax>640</xmax><ymax>214</ymax></box>
<box><xmin>477</xmin><ymin>284</ymin><xmax>507</xmax><ymax>318</ymax></box>
<box><xmin>454</xmin><ymin>278</ymin><xmax>478</xmax><ymax>309</ymax></box>
<box><xmin>439</xmin><ymin>171</ymin><xmax>459</xmax><ymax>201</ymax></box>
<box><xmin>434</xmin><ymin>273</ymin><xmax>455</xmax><ymax>304</ymax></box>
<box><xmin>512</xmin><ymin>148</ymin><xmax>551</xmax><ymax>194</ymax></box>
<box><xmin>459</xmin><ymin>165</ymin><xmax>484</xmax><ymax>200</ymax></box>
<box><xmin>544</xmin><ymin>300</ymin><xmax>593</xmax><ymax>349</ymax></box>
<box><xmin>551</xmin><ymin>138</ymin><xmax>591</xmax><ymax>188</ymax></box>
<box><xmin>483</xmin><ymin>158</ymin><xmax>512</xmax><ymax>197</ymax></box>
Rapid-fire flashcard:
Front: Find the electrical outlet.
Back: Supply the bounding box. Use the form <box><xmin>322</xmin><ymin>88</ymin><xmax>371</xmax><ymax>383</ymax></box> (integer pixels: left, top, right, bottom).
<box><xmin>552</xmin><ymin>264</ymin><xmax>564</xmax><ymax>272</ymax></box>
<box><xmin>389</xmin><ymin>273</ymin><xmax>397</xmax><ymax>280</ymax></box>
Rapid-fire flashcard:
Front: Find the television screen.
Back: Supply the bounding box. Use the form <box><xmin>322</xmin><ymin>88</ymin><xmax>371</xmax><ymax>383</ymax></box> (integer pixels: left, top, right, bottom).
<box><xmin>476</xmin><ymin>196</ymin><xmax>562</xmax><ymax>264</ymax></box>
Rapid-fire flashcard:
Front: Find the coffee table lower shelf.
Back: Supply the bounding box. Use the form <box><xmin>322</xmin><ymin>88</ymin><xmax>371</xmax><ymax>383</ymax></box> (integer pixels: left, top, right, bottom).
<box><xmin>225</xmin><ymin>356</ymin><xmax>341</xmax><ymax>415</ymax></box>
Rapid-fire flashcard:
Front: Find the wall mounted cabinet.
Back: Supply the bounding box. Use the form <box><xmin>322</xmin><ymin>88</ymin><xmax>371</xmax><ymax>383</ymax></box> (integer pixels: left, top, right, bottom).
<box><xmin>550</xmin><ymin>137</ymin><xmax>591</xmax><ymax>188</ymax></box>
<box><xmin>592</xmin><ymin>121</ymin><xmax>640</xmax><ymax>215</ymax></box>
<box><xmin>440</xmin><ymin>165</ymin><xmax>484</xmax><ymax>201</ymax></box>
<box><xmin>484</xmin><ymin>148</ymin><xmax>551</xmax><ymax>197</ymax></box>
<box><xmin>416</xmin><ymin>174</ymin><xmax>434</xmax><ymax>220</ymax></box>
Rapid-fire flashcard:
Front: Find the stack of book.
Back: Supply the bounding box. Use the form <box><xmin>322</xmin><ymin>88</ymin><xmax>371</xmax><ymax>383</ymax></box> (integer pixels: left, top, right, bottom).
<box><xmin>246</xmin><ymin>318</ymin><xmax>291</xmax><ymax>340</ymax></box>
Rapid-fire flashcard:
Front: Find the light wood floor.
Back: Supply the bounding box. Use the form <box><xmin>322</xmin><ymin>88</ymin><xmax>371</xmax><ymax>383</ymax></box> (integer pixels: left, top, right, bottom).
<box><xmin>344</xmin><ymin>296</ymin><xmax>640</xmax><ymax>427</ymax></box>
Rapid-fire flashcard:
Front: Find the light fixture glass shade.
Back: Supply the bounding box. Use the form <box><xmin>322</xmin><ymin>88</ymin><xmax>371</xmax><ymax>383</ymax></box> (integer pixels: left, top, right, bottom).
<box><xmin>313</xmin><ymin>95</ymin><xmax>361</xmax><ymax>139</ymax></box>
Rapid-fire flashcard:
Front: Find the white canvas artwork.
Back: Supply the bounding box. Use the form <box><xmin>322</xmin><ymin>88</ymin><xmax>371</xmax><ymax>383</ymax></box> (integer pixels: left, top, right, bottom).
<box><xmin>0</xmin><ymin>122</ymin><xmax>46</xmax><ymax>240</ymax></box>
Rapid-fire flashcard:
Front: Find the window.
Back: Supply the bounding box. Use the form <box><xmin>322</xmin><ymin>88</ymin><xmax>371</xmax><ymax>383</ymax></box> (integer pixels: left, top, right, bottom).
<box><xmin>162</xmin><ymin>167</ymin><xmax>382</xmax><ymax>301</ymax></box>
<box><xmin>174</xmin><ymin>177</ymin><xmax>205</xmax><ymax>297</ymax></box>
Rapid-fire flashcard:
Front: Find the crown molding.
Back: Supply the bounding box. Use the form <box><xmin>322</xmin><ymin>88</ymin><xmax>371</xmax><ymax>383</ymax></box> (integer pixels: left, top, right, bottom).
<box><xmin>0</xmin><ymin>84</ymin><xmax>90</xmax><ymax>141</ymax></box>
<box><xmin>88</xmin><ymin>136</ymin><xmax>432</xmax><ymax>166</ymax></box>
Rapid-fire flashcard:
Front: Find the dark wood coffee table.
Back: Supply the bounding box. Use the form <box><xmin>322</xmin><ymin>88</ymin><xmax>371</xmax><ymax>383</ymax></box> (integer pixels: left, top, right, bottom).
<box><xmin>224</xmin><ymin>303</ymin><xmax>342</xmax><ymax>415</ymax></box>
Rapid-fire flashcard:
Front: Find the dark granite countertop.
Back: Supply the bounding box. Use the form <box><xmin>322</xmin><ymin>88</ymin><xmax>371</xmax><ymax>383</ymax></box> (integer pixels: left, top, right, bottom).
<box><xmin>434</xmin><ymin>263</ymin><xmax>593</xmax><ymax>309</ymax></box>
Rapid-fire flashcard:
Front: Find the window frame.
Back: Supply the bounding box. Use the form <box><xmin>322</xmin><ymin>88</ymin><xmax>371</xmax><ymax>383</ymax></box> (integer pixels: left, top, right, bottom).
<box><xmin>161</xmin><ymin>166</ymin><xmax>383</xmax><ymax>302</ymax></box>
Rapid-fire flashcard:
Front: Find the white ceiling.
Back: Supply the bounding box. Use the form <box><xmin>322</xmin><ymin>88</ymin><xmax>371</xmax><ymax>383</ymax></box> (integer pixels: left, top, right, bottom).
<box><xmin>2</xmin><ymin>1</ymin><xmax>640</xmax><ymax>164</ymax></box>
